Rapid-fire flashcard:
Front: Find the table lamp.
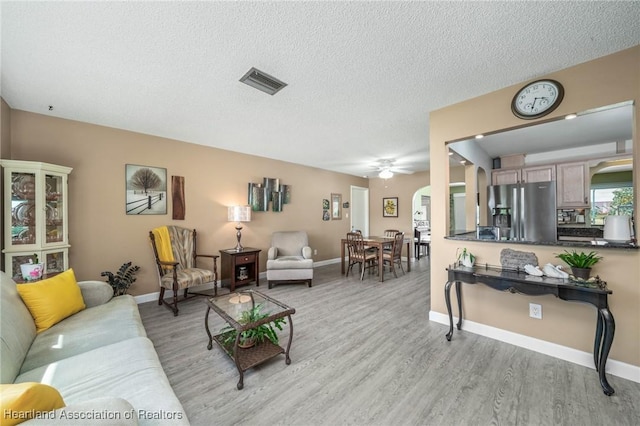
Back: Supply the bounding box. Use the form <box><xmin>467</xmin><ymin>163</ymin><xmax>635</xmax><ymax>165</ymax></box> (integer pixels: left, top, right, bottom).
<box><xmin>228</xmin><ymin>205</ymin><xmax>251</xmax><ymax>252</ymax></box>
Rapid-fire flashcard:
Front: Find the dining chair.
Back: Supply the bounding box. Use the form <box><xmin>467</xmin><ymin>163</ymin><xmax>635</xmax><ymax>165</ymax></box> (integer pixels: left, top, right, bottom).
<box><xmin>346</xmin><ymin>232</ymin><xmax>378</xmax><ymax>280</ymax></box>
<box><xmin>383</xmin><ymin>232</ymin><xmax>405</xmax><ymax>278</ymax></box>
<box><xmin>382</xmin><ymin>229</ymin><xmax>400</xmax><ymax>253</ymax></box>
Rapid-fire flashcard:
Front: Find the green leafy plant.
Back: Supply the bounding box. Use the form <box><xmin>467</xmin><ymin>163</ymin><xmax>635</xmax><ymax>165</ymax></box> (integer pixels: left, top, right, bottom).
<box><xmin>555</xmin><ymin>250</ymin><xmax>602</xmax><ymax>269</ymax></box>
<box><xmin>101</xmin><ymin>262</ymin><xmax>140</xmax><ymax>296</ymax></box>
<box><xmin>220</xmin><ymin>303</ymin><xmax>286</xmax><ymax>348</ymax></box>
<box><xmin>457</xmin><ymin>247</ymin><xmax>475</xmax><ymax>266</ymax></box>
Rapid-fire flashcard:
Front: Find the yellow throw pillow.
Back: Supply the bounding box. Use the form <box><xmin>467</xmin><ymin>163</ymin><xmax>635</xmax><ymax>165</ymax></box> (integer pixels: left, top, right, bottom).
<box><xmin>0</xmin><ymin>382</ymin><xmax>65</xmax><ymax>426</ymax></box>
<box><xmin>16</xmin><ymin>268</ymin><xmax>86</xmax><ymax>333</ymax></box>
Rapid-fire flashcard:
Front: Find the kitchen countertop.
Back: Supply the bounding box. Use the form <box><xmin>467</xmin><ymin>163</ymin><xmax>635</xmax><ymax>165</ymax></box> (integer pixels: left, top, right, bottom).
<box><xmin>446</xmin><ymin>231</ymin><xmax>637</xmax><ymax>250</ymax></box>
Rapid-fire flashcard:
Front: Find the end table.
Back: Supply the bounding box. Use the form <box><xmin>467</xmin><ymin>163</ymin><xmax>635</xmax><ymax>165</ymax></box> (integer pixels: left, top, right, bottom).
<box><xmin>219</xmin><ymin>248</ymin><xmax>261</xmax><ymax>292</ymax></box>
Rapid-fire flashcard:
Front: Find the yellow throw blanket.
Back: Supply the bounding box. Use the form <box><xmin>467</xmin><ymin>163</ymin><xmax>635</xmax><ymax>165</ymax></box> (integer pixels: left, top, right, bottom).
<box><xmin>152</xmin><ymin>226</ymin><xmax>175</xmax><ymax>265</ymax></box>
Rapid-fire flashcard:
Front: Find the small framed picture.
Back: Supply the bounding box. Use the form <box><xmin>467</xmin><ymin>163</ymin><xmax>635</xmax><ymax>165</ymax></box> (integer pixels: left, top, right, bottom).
<box><xmin>383</xmin><ymin>197</ymin><xmax>398</xmax><ymax>217</ymax></box>
<box><xmin>476</xmin><ymin>226</ymin><xmax>500</xmax><ymax>240</ymax></box>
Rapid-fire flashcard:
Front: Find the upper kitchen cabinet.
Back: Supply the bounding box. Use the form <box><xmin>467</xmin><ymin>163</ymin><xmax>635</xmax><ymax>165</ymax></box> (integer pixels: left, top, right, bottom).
<box><xmin>556</xmin><ymin>161</ymin><xmax>589</xmax><ymax>208</ymax></box>
<box><xmin>491</xmin><ymin>164</ymin><xmax>555</xmax><ymax>185</ymax></box>
<box><xmin>1</xmin><ymin>159</ymin><xmax>73</xmax><ymax>278</ymax></box>
<box><xmin>491</xmin><ymin>168</ymin><xmax>520</xmax><ymax>185</ymax></box>
<box><xmin>522</xmin><ymin>165</ymin><xmax>555</xmax><ymax>183</ymax></box>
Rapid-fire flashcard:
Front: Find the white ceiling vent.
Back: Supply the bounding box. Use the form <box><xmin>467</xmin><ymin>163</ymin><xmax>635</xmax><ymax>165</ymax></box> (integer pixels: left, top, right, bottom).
<box><xmin>239</xmin><ymin>67</ymin><xmax>287</xmax><ymax>95</ymax></box>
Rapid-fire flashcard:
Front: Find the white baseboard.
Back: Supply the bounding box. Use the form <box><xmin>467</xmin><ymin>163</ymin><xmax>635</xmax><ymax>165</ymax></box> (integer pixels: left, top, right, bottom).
<box><xmin>429</xmin><ymin>311</ymin><xmax>640</xmax><ymax>384</ymax></box>
<box><xmin>133</xmin><ymin>259</ymin><xmax>343</xmax><ymax>304</ymax></box>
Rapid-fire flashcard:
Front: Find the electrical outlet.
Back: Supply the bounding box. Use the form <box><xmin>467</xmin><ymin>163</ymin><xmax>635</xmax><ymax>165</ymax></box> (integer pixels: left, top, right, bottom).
<box><xmin>314</xmin><ymin>249</ymin><xmax>317</xmax><ymax>255</ymax></box>
<box><xmin>529</xmin><ymin>303</ymin><xmax>542</xmax><ymax>319</ymax></box>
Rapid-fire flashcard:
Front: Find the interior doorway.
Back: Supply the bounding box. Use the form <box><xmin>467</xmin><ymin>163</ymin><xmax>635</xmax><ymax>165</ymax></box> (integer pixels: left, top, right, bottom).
<box><xmin>350</xmin><ymin>186</ymin><xmax>369</xmax><ymax>235</ymax></box>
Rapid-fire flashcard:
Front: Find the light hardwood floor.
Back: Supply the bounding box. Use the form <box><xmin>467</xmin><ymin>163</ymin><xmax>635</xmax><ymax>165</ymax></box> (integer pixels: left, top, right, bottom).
<box><xmin>138</xmin><ymin>259</ymin><xmax>640</xmax><ymax>425</ymax></box>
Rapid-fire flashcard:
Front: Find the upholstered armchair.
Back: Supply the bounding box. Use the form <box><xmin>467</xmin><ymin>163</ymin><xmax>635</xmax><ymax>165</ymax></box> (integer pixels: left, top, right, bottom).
<box><xmin>266</xmin><ymin>231</ymin><xmax>313</xmax><ymax>289</ymax></box>
<box><xmin>149</xmin><ymin>226</ymin><xmax>218</xmax><ymax>316</ymax></box>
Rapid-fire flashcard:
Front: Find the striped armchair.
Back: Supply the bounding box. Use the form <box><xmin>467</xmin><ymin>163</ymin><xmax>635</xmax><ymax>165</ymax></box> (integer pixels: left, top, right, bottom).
<box><xmin>149</xmin><ymin>226</ymin><xmax>218</xmax><ymax>316</ymax></box>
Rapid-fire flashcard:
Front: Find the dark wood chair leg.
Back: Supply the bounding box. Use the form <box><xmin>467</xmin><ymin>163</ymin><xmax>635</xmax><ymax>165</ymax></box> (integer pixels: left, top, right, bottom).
<box><xmin>172</xmin><ymin>281</ymin><xmax>179</xmax><ymax>316</ymax></box>
<box><xmin>158</xmin><ymin>287</ymin><xmax>165</xmax><ymax>305</ymax></box>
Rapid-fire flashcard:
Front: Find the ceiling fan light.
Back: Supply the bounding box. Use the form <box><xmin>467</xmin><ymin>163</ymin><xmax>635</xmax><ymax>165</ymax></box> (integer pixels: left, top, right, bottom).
<box><xmin>379</xmin><ymin>168</ymin><xmax>394</xmax><ymax>179</ymax></box>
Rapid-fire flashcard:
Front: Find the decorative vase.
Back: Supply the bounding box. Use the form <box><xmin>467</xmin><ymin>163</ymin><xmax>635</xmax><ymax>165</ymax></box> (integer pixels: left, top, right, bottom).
<box><xmin>571</xmin><ymin>267</ymin><xmax>591</xmax><ymax>280</ymax></box>
<box><xmin>20</xmin><ymin>263</ymin><xmax>44</xmax><ymax>281</ymax></box>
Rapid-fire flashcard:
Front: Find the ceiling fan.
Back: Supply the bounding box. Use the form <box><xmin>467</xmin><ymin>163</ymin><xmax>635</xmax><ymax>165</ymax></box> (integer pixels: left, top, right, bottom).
<box><xmin>372</xmin><ymin>159</ymin><xmax>414</xmax><ymax>179</ymax></box>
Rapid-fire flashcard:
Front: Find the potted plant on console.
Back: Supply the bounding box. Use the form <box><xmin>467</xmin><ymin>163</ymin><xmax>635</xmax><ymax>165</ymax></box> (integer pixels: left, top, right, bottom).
<box><xmin>556</xmin><ymin>250</ymin><xmax>602</xmax><ymax>280</ymax></box>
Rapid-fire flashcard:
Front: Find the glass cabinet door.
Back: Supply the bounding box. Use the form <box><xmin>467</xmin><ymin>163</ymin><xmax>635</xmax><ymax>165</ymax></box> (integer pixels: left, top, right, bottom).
<box><xmin>45</xmin><ymin>173</ymin><xmax>65</xmax><ymax>245</ymax></box>
<box><xmin>10</xmin><ymin>171</ymin><xmax>37</xmax><ymax>247</ymax></box>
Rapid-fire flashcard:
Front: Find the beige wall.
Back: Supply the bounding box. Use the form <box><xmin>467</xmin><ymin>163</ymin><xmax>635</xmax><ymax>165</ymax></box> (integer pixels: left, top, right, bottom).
<box><xmin>5</xmin><ymin>110</ymin><xmax>367</xmax><ymax>295</ymax></box>
<box><xmin>430</xmin><ymin>46</ymin><xmax>640</xmax><ymax>366</ymax></box>
<box><xmin>368</xmin><ymin>171</ymin><xmax>429</xmax><ymax>238</ymax></box>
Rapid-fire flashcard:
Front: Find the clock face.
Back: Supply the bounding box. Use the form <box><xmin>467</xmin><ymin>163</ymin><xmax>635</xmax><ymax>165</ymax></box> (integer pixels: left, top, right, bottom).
<box><xmin>511</xmin><ymin>79</ymin><xmax>564</xmax><ymax>119</ymax></box>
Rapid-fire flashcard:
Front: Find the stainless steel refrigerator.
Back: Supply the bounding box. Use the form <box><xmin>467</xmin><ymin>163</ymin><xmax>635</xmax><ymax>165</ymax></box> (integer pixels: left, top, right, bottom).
<box><xmin>487</xmin><ymin>181</ymin><xmax>557</xmax><ymax>243</ymax></box>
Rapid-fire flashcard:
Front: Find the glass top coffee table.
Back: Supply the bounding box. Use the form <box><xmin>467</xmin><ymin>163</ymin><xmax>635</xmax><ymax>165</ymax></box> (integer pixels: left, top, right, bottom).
<box><xmin>204</xmin><ymin>290</ymin><xmax>295</xmax><ymax>389</ymax></box>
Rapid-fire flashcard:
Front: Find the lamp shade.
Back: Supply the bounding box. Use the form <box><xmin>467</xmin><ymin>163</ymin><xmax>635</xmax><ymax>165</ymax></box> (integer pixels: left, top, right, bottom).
<box><xmin>228</xmin><ymin>205</ymin><xmax>251</xmax><ymax>222</ymax></box>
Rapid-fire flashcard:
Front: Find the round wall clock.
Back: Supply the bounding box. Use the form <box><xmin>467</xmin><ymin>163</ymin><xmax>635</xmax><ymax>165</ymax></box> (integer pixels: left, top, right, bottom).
<box><xmin>511</xmin><ymin>79</ymin><xmax>564</xmax><ymax>120</ymax></box>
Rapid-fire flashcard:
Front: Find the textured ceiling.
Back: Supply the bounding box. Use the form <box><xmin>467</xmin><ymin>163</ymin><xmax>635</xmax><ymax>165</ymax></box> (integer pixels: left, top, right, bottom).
<box><xmin>2</xmin><ymin>2</ymin><xmax>639</xmax><ymax>177</ymax></box>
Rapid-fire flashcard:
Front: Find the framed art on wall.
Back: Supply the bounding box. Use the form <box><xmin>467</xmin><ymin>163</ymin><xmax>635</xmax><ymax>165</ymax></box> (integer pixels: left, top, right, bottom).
<box><xmin>331</xmin><ymin>193</ymin><xmax>342</xmax><ymax>220</ymax></box>
<box><xmin>383</xmin><ymin>197</ymin><xmax>398</xmax><ymax>217</ymax></box>
<box><xmin>125</xmin><ymin>164</ymin><xmax>167</xmax><ymax>215</ymax></box>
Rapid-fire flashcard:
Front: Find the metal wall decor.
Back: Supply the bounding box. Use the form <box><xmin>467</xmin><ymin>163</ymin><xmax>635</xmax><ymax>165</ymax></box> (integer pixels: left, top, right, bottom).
<box><xmin>247</xmin><ymin>177</ymin><xmax>291</xmax><ymax>212</ymax></box>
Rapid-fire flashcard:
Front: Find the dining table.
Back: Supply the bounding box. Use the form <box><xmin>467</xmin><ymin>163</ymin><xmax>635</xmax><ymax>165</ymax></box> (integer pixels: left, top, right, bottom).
<box><xmin>340</xmin><ymin>235</ymin><xmax>411</xmax><ymax>282</ymax></box>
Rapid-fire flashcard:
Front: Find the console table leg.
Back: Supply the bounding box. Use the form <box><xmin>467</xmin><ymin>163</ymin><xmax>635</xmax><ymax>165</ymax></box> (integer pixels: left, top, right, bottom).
<box><xmin>597</xmin><ymin>308</ymin><xmax>615</xmax><ymax>396</ymax></box>
<box><xmin>455</xmin><ymin>281</ymin><xmax>462</xmax><ymax>331</ymax></box>
<box><xmin>594</xmin><ymin>311</ymin><xmax>604</xmax><ymax>371</ymax></box>
<box><xmin>445</xmin><ymin>281</ymin><xmax>454</xmax><ymax>341</ymax></box>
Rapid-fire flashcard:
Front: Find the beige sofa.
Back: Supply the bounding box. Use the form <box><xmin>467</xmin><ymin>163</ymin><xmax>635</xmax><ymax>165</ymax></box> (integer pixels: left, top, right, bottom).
<box><xmin>0</xmin><ymin>271</ymin><xmax>188</xmax><ymax>425</ymax></box>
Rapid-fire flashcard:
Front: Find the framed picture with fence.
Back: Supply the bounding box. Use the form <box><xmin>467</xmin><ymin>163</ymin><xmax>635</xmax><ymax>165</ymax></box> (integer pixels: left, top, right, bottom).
<box><xmin>125</xmin><ymin>164</ymin><xmax>167</xmax><ymax>215</ymax></box>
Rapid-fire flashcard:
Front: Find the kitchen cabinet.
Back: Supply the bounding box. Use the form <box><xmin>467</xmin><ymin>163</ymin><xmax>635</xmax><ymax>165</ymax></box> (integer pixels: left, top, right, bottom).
<box><xmin>556</xmin><ymin>161</ymin><xmax>590</xmax><ymax>208</ymax></box>
<box><xmin>491</xmin><ymin>165</ymin><xmax>555</xmax><ymax>185</ymax></box>
<box><xmin>522</xmin><ymin>165</ymin><xmax>555</xmax><ymax>183</ymax></box>
<box><xmin>491</xmin><ymin>169</ymin><xmax>520</xmax><ymax>185</ymax></box>
<box><xmin>1</xmin><ymin>160</ymin><xmax>72</xmax><ymax>279</ymax></box>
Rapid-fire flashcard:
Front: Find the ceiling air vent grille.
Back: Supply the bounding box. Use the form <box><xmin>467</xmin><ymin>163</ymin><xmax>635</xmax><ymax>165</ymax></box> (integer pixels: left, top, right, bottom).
<box><xmin>240</xmin><ymin>67</ymin><xmax>287</xmax><ymax>95</ymax></box>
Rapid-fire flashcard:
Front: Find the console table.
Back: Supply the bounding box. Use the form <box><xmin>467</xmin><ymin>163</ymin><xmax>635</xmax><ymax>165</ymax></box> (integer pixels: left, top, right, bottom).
<box><xmin>444</xmin><ymin>264</ymin><xmax>615</xmax><ymax>395</ymax></box>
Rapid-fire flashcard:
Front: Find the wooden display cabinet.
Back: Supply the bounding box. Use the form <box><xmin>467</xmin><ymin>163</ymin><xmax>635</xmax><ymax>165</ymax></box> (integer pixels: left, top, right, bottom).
<box><xmin>1</xmin><ymin>160</ymin><xmax>72</xmax><ymax>279</ymax></box>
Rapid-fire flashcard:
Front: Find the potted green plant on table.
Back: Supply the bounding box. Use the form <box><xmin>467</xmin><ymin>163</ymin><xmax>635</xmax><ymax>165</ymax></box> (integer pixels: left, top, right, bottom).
<box><xmin>555</xmin><ymin>250</ymin><xmax>602</xmax><ymax>280</ymax></box>
<box><xmin>456</xmin><ymin>247</ymin><xmax>475</xmax><ymax>268</ymax></box>
<box><xmin>101</xmin><ymin>262</ymin><xmax>140</xmax><ymax>296</ymax></box>
<box><xmin>221</xmin><ymin>303</ymin><xmax>286</xmax><ymax>349</ymax></box>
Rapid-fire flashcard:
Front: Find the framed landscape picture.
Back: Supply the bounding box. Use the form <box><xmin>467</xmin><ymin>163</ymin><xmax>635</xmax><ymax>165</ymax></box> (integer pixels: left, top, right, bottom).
<box><xmin>383</xmin><ymin>197</ymin><xmax>398</xmax><ymax>217</ymax></box>
<box><xmin>125</xmin><ymin>164</ymin><xmax>167</xmax><ymax>215</ymax></box>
